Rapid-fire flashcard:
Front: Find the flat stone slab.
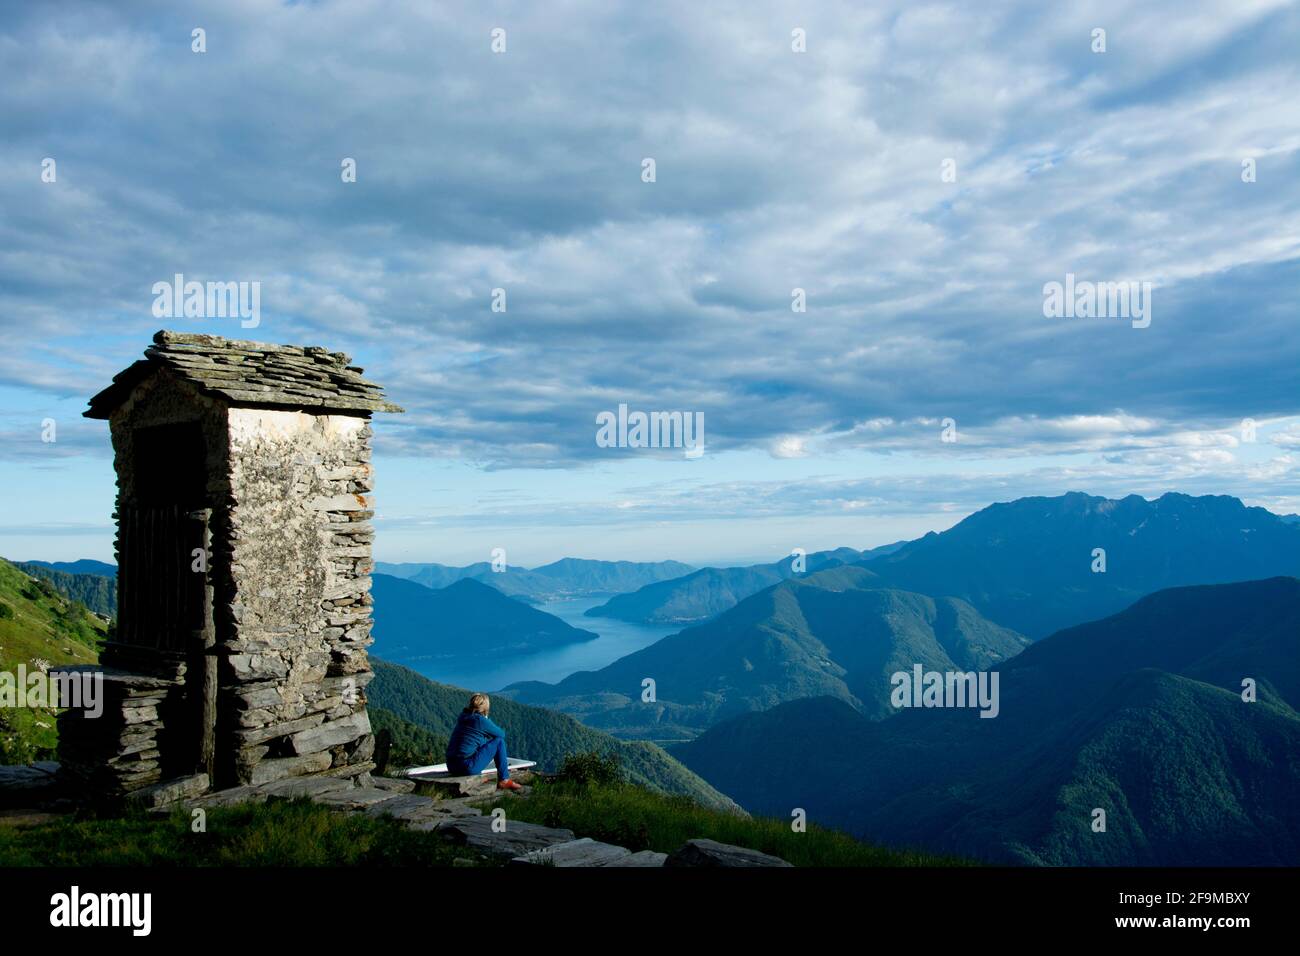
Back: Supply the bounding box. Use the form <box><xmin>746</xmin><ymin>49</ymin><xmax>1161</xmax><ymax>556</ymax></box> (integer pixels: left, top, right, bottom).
<box><xmin>432</xmin><ymin>815</ymin><xmax>574</xmax><ymax>858</ymax></box>
<box><xmin>150</xmin><ymin>785</ymin><xmax>268</xmax><ymax>814</ymax></box>
<box><xmin>361</xmin><ymin>793</ymin><xmax>437</xmax><ymax>820</ymax></box>
<box><xmin>319</xmin><ymin>760</ymin><xmax>375</xmax><ymax>780</ymax></box>
<box><xmin>411</xmin><ymin>775</ymin><xmax>498</xmax><ymax>798</ymax></box>
<box><xmin>510</xmin><ymin>837</ymin><xmax>633</xmax><ymax>868</ymax></box>
<box><xmin>0</xmin><ymin>764</ymin><xmax>61</xmax><ymax>793</ymax></box>
<box><xmin>310</xmin><ymin>786</ymin><xmax>399</xmax><ymax>810</ymax></box>
<box><xmin>370</xmin><ymin>776</ymin><xmax>416</xmax><ymax>794</ymax></box>
<box><xmin>193</xmin><ymin>785</ymin><xmax>267</xmax><ymax>807</ymax></box>
<box><xmin>48</xmin><ymin>666</ymin><xmax>177</xmax><ymax>691</ymax></box>
<box><xmin>289</xmin><ymin>712</ymin><xmax>371</xmax><ymax>755</ymax></box>
<box><xmin>127</xmin><ymin>773</ymin><xmax>209</xmax><ymax>809</ymax></box>
<box><xmin>249</xmin><ymin>752</ymin><xmax>333</xmax><ymax>785</ymax></box>
<box><xmin>608</xmin><ymin>850</ymin><xmax>669</xmax><ymax>867</ymax></box>
<box><xmin>427</xmin><ymin>797</ymin><xmax>487</xmax><ymax>817</ymax></box>
<box><xmin>259</xmin><ymin>776</ymin><xmax>354</xmax><ymax>801</ymax></box>
<box><xmin>665</xmin><ymin>838</ymin><xmax>792</xmax><ymax>868</ymax></box>
<box><xmin>405</xmin><ymin>806</ymin><xmax>483</xmax><ymax>834</ymax></box>
<box><xmin>389</xmin><ymin>804</ymin><xmax>457</xmax><ymax>824</ymax></box>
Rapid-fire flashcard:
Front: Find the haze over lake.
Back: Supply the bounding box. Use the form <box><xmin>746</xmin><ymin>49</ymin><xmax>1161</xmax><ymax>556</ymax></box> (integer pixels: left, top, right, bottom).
<box><xmin>414</xmin><ymin>597</ymin><xmax>680</xmax><ymax>692</ymax></box>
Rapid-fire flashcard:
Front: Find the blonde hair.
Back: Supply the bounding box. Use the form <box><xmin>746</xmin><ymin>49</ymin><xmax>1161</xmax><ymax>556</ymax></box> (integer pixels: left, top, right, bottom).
<box><xmin>467</xmin><ymin>693</ymin><xmax>490</xmax><ymax>715</ymax></box>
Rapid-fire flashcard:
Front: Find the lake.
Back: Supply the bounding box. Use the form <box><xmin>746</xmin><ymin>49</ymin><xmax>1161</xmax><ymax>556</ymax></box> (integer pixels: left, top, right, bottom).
<box><xmin>409</xmin><ymin>596</ymin><xmax>681</xmax><ymax>692</ymax></box>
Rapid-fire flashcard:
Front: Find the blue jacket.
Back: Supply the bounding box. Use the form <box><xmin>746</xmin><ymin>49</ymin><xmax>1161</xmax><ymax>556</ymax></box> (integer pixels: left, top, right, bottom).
<box><xmin>447</xmin><ymin>710</ymin><xmax>507</xmax><ymax>761</ymax></box>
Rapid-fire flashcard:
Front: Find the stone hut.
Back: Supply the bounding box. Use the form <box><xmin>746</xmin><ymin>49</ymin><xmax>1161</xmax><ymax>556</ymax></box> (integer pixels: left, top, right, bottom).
<box><xmin>57</xmin><ymin>330</ymin><xmax>402</xmax><ymax>799</ymax></box>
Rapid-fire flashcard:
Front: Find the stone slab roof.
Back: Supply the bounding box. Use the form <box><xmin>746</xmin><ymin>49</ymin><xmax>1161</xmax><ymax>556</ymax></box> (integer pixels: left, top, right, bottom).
<box><xmin>85</xmin><ymin>330</ymin><xmax>404</xmax><ymax>419</ymax></box>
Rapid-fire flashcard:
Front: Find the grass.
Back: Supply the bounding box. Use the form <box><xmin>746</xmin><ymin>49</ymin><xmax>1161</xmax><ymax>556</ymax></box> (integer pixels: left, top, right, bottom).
<box><xmin>485</xmin><ymin>778</ymin><xmax>969</xmax><ymax>867</ymax></box>
<box><xmin>0</xmin><ymin>559</ymin><xmax>105</xmax><ymax>667</ymax></box>
<box><xmin>0</xmin><ymin>557</ymin><xmax>106</xmax><ymax>763</ymax></box>
<box><xmin>0</xmin><ymin>781</ymin><xmax>968</xmax><ymax>867</ymax></box>
<box><xmin>0</xmin><ymin>798</ymin><xmax>502</xmax><ymax>867</ymax></box>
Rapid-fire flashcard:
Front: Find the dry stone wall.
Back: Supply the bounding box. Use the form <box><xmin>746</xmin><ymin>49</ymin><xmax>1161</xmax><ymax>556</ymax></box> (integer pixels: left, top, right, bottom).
<box><xmin>222</xmin><ymin>408</ymin><xmax>376</xmax><ymax>786</ymax></box>
<box><xmin>55</xmin><ymin>666</ymin><xmax>184</xmax><ymax>796</ymax></box>
<box><xmin>59</xmin><ymin>333</ymin><xmax>395</xmax><ymax>801</ymax></box>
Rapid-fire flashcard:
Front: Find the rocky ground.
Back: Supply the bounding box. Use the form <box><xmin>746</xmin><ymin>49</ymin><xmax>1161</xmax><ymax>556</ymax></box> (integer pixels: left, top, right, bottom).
<box><xmin>0</xmin><ymin>763</ymin><xmax>790</xmax><ymax>867</ymax></box>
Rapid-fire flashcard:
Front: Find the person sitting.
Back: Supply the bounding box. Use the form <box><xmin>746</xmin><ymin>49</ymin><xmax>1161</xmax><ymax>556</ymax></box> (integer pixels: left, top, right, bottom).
<box><xmin>446</xmin><ymin>692</ymin><xmax>523</xmax><ymax>791</ymax></box>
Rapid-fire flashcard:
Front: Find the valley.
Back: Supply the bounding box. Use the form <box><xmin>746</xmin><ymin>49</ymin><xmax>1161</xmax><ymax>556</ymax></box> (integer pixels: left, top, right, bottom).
<box><xmin>411</xmin><ymin>595</ymin><xmax>680</xmax><ymax>690</ymax></box>
<box><xmin>8</xmin><ymin>490</ymin><xmax>1300</xmax><ymax>867</ymax></box>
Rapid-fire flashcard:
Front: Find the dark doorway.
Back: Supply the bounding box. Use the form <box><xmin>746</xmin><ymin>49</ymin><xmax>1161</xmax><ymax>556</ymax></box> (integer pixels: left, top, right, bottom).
<box><xmin>132</xmin><ymin>422</ymin><xmax>208</xmax><ymax>508</ymax></box>
<box><xmin>118</xmin><ymin>422</ymin><xmax>218</xmax><ymax>781</ymax></box>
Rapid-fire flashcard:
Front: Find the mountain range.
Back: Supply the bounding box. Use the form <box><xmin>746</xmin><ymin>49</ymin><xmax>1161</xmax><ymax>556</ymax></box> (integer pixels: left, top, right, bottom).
<box><xmin>672</xmin><ymin>576</ymin><xmax>1300</xmax><ymax>866</ymax></box>
<box><xmin>369</xmin><ymin>573</ymin><xmax>598</xmax><ymax>664</ymax></box>
<box><xmin>583</xmin><ymin>545</ymin><xmax>902</xmax><ymax>625</ymax></box>
<box><xmin>507</xmin><ymin>565</ymin><xmax>1029</xmax><ymax>739</ymax></box>
<box><xmin>20</xmin><ymin>559</ymin><xmax>118</xmax><ymax>578</ymax></box>
<box><xmin>575</xmin><ymin>493</ymin><xmax>1300</xmax><ymax>639</ymax></box>
<box><xmin>12</xmin><ymin>490</ymin><xmax>1299</xmax><ymax>865</ymax></box>
<box><xmin>13</xmin><ymin>562</ymin><xmax>116</xmax><ymax>618</ymax></box>
<box><xmin>374</xmin><ymin>557</ymin><xmax>695</xmax><ymax>605</ymax></box>
<box><xmin>862</xmin><ymin>491</ymin><xmax>1300</xmax><ymax>638</ymax></box>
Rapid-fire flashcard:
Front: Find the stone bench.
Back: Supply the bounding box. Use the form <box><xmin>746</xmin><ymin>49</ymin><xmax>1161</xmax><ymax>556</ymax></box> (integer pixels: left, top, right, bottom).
<box><xmin>404</xmin><ymin>759</ymin><xmax>537</xmax><ymax>798</ymax></box>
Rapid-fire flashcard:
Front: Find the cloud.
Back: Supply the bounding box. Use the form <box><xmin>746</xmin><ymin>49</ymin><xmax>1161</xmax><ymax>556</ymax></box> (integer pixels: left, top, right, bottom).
<box><xmin>1271</xmin><ymin>423</ymin><xmax>1300</xmax><ymax>449</ymax></box>
<box><xmin>770</xmin><ymin>436</ymin><xmax>809</xmax><ymax>459</ymax></box>
<box><xmin>1</xmin><ymin>0</ymin><xmax>1298</xmax><ymax>478</ymax></box>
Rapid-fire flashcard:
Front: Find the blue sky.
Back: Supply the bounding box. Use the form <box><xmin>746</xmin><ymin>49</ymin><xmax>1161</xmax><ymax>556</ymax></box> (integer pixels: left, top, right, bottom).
<box><xmin>2</xmin><ymin>0</ymin><xmax>1299</xmax><ymax>567</ymax></box>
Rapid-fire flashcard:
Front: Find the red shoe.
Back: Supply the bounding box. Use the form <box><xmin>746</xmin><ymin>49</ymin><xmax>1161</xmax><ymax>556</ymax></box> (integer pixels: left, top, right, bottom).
<box><xmin>497</xmin><ymin>779</ymin><xmax>523</xmax><ymax>792</ymax></box>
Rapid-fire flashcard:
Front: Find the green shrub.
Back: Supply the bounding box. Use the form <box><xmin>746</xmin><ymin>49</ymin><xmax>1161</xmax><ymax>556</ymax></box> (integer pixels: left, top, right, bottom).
<box><xmin>0</xmin><ymin>711</ymin><xmax>40</xmax><ymax>765</ymax></box>
<box><xmin>0</xmin><ymin>600</ymin><xmax>13</xmax><ymax>620</ymax></box>
<box><xmin>556</xmin><ymin>749</ymin><xmax>623</xmax><ymax>786</ymax></box>
<box><xmin>368</xmin><ymin>706</ymin><xmax>447</xmax><ymax>772</ymax></box>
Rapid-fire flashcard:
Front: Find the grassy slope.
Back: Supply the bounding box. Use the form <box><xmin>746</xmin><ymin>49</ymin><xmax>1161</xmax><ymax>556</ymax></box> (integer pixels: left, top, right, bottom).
<box><xmin>368</xmin><ymin>658</ymin><xmax>740</xmax><ymax>812</ymax></box>
<box><xmin>484</xmin><ymin>779</ymin><xmax>966</xmax><ymax>867</ymax></box>
<box><xmin>0</xmin><ymin>557</ymin><xmax>107</xmax><ymax>762</ymax></box>
<box><xmin>12</xmin><ymin>562</ymin><xmax>116</xmax><ymax>618</ymax></box>
<box><xmin>0</xmin><ymin>782</ymin><xmax>963</xmax><ymax>868</ymax></box>
<box><xmin>0</xmin><ymin>800</ymin><xmax>501</xmax><ymax>867</ymax></box>
<box><xmin>1004</xmin><ymin>671</ymin><xmax>1300</xmax><ymax>866</ymax></box>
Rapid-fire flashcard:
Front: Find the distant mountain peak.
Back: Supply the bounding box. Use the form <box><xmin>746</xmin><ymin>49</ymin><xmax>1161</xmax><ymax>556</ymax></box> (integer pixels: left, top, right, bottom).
<box><xmin>865</xmin><ymin>491</ymin><xmax>1300</xmax><ymax>638</ymax></box>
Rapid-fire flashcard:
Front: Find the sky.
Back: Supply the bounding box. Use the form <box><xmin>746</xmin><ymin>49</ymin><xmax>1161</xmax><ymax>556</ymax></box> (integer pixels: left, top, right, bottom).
<box><xmin>1</xmin><ymin>0</ymin><xmax>1298</xmax><ymax>567</ymax></box>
